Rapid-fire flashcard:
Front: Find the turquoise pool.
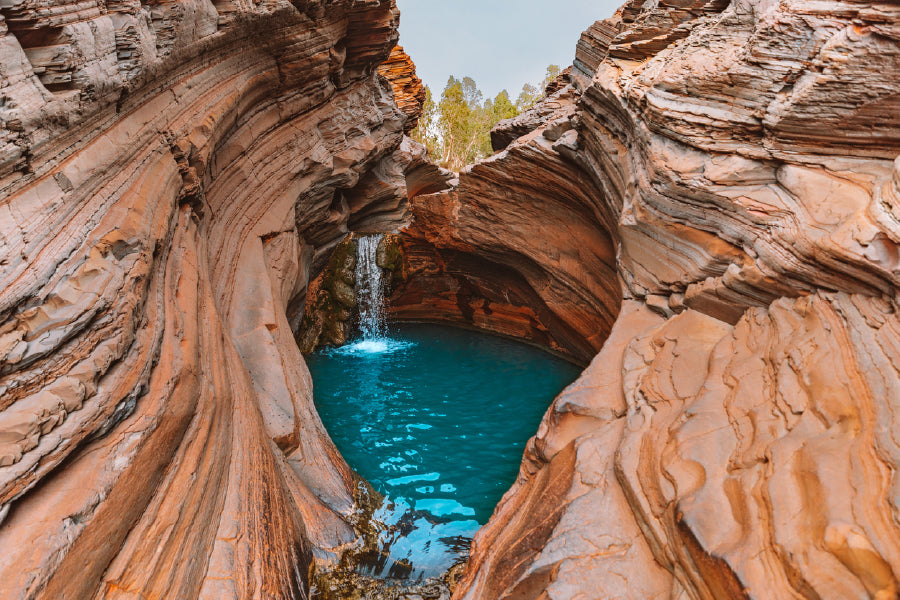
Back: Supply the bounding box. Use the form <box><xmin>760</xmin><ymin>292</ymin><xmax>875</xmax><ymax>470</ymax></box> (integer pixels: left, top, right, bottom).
<box><xmin>306</xmin><ymin>323</ymin><xmax>582</xmax><ymax>579</ymax></box>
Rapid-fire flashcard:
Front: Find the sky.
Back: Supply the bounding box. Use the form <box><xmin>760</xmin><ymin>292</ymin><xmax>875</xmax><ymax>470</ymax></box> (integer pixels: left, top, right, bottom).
<box><xmin>395</xmin><ymin>0</ymin><xmax>622</xmax><ymax>100</ymax></box>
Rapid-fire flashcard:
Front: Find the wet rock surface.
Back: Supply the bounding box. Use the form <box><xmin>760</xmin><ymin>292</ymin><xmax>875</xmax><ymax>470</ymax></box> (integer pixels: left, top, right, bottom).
<box><xmin>298</xmin><ymin>236</ymin><xmax>359</xmax><ymax>353</ymax></box>
<box><xmin>312</xmin><ymin>571</ymin><xmax>453</xmax><ymax>600</ymax></box>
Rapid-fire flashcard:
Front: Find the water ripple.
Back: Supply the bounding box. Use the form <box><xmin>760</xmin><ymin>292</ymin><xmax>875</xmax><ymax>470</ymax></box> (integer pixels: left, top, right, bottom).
<box><xmin>308</xmin><ymin>323</ymin><xmax>581</xmax><ymax>579</ymax></box>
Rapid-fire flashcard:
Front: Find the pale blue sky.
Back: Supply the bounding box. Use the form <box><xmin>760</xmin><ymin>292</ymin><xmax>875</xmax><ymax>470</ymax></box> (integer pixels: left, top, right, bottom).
<box><xmin>395</xmin><ymin>0</ymin><xmax>622</xmax><ymax>100</ymax></box>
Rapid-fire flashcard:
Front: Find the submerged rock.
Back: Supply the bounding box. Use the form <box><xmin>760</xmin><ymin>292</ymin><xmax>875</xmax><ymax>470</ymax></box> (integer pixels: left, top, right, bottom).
<box><xmin>311</xmin><ymin>477</ymin><xmax>456</xmax><ymax>600</ymax></box>
<box><xmin>311</xmin><ymin>570</ymin><xmax>452</xmax><ymax>600</ymax></box>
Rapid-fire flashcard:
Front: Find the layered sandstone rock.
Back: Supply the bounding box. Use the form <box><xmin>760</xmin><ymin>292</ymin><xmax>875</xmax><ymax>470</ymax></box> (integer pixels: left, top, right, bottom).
<box><xmin>451</xmin><ymin>1</ymin><xmax>900</xmax><ymax>599</ymax></box>
<box><xmin>377</xmin><ymin>45</ymin><xmax>425</xmax><ymax>133</ymax></box>
<box><xmin>3</xmin><ymin>0</ymin><xmax>900</xmax><ymax>598</ymax></box>
<box><xmin>387</xmin><ymin>79</ymin><xmax>620</xmax><ymax>364</ymax></box>
<box><xmin>0</xmin><ymin>0</ymin><xmax>420</xmax><ymax>598</ymax></box>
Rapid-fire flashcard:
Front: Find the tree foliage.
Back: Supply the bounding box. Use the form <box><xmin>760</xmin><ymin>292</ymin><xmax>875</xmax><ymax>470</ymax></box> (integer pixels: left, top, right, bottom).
<box><xmin>412</xmin><ymin>86</ymin><xmax>440</xmax><ymax>159</ymax></box>
<box><xmin>409</xmin><ymin>65</ymin><xmax>561</xmax><ymax>172</ymax></box>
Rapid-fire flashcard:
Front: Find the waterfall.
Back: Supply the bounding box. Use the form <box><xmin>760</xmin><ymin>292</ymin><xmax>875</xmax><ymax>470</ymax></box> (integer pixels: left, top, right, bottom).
<box><xmin>355</xmin><ymin>234</ymin><xmax>386</xmax><ymax>340</ymax></box>
<box><xmin>334</xmin><ymin>233</ymin><xmax>410</xmax><ymax>356</ymax></box>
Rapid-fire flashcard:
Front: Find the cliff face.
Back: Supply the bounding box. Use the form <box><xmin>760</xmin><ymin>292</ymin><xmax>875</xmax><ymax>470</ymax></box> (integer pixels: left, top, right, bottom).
<box><xmin>0</xmin><ymin>1</ymin><xmax>419</xmax><ymax>598</ymax></box>
<box><xmin>448</xmin><ymin>1</ymin><xmax>900</xmax><ymax>599</ymax></box>
<box><xmin>388</xmin><ymin>81</ymin><xmax>620</xmax><ymax>364</ymax></box>
<box><xmin>377</xmin><ymin>45</ymin><xmax>425</xmax><ymax>134</ymax></box>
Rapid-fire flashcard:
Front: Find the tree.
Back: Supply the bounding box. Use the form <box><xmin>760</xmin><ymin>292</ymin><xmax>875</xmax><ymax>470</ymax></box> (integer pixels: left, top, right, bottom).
<box><xmin>516</xmin><ymin>64</ymin><xmax>562</xmax><ymax>112</ymax></box>
<box><xmin>491</xmin><ymin>89</ymin><xmax>518</xmax><ymax>123</ymax></box>
<box><xmin>436</xmin><ymin>76</ymin><xmax>474</xmax><ymax>170</ymax></box>
<box><xmin>431</xmin><ymin>76</ymin><xmax>503</xmax><ymax>170</ymax></box>
<box><xmin>410</xmin><ymin>67</ymin><xmax>561</xmax><ymax>172</ymax></box>
<box><xmin>542</xmin><ymin>64</ymin><xmax>561</xmax><ymax>90</ymax></box>
<box><xmin>461</xmin><ymin>76</ymin><xmax>483</xmax><ymax>110</ymax></box>
<box><xmin>478</xmin><ymin>90</ymin><xmax>518</xmax><ymax>156</ymax></box>
<box><xmin>410</xmin><ymin>85</ymin><xmax>439</xmax><ymax>159</ymax></box>
<box><xmin>456</xmin><ymin>77</ymin><xmax>490</xmax><ymax>169</ymax></box>
<box><xmin>516</xmin><ymin>83</ymin><xmax>541</xmax><ymax>112</ymax></box>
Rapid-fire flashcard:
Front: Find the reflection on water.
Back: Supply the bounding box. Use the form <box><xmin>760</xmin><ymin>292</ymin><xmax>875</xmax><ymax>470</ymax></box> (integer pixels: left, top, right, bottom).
<box><xmin>307</xmin><ymin>324</ymin><xmax>582</xmax><ymax>580</ymax></box>
<box><xmin>357</xmin><ymin>496</ymin><xmax>479</xmax><ymax>579</ymax></box>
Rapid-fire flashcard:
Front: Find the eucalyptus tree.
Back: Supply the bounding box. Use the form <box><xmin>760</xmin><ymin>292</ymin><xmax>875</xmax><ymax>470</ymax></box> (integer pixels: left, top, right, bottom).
<box><xmin>409</xmin><ymin>65</ymin><xmax>561</xmax><ymax>172</ymax></box>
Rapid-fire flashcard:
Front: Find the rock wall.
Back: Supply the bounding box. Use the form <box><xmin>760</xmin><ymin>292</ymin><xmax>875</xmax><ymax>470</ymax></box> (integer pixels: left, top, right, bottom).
<box><xmin>377</xmin><ymin>44</ymin><xmax>425</xmax><ymax>134</ymax></box>
<box><xmin>450</xmin><ymin>1</ymin><xmax>900</xmax><ymax>599</ymax></box>
<box><xmin>0</xmin><ymin>1</ymin><xmax>421</xmax><ymax>598</ymax></box>
<box><xmin>388</xmin><ymin>79</ymin><xmax>620</xmax><ymax>364</ymax></box>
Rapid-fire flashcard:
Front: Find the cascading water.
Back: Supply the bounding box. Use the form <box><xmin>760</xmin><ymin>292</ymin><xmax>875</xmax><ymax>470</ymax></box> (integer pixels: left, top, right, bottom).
<box><xmin>355</xmin><ymin>234</ymin><xmax>387</xmax><ymax>340</ymax></box>
<box><xmin>342</xmin><ymin>234</ymin><xmax>412</xmax><ymax>356</ymax></box>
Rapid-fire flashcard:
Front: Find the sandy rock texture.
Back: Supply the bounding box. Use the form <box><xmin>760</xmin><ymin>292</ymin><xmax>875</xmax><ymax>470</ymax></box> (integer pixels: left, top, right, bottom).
<box><xmin>434</xmin><ymin>1</ymin><xmax>900</xmax><ymax>598</ymax></box>
<box><xmin>0</xmin><ymin>0</ymin><xmax>422</xmax><ymax>597</ymax></box>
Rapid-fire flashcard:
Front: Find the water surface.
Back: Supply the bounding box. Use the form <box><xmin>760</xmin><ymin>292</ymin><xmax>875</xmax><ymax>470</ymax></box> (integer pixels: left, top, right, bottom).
<box><xmin>307</xmin><ymin>323</ymin><xmax>581</xmax><ymax>579</ymax></box>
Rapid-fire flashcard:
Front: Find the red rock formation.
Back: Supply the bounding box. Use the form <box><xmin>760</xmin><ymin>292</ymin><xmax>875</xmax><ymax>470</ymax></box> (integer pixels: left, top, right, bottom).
<box><xmin>0</xmin><ymin>0</ymin><xmax>415</xmax><ymax>598</ymax></box>
<box><xmin>377</xmin><ymin>45</ymin><xmax>426</xmax><ymax>133</ymax></box>
<box><xmin>3</xmin><ymin>0</ymin><xmax>899</xmax><ymax>597</ymax></box>
<box><xmin>450</xmin><ymin>1</ymin><xmax>900</xmax><ymax>599</ymax></box>
<box><xmin>389</xmin><ymin>104</ymin><xmax>621</xmax><ymax>363</ymax></box>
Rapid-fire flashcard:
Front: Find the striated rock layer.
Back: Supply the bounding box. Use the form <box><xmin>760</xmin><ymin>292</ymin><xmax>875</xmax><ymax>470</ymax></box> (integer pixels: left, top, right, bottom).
<box><xmin>388</xmin><ymin>78</ymin><xmax>620</xmax><ymax>364</ymax></box>
<box><xmin>377</xmin><ymin>45</ymin><xmax>425</xmax><ymax>134</ymax></box>
<box><xmin>3</xmin><ymin>0</ymin><xmax>900</xmax><ymax>597</ymax></box>
<box><xmin>447</xmin><ymin>1</ymin><xmax>900</xmax><ymax>599</ymax></box>
<box><xmin>0</xmin><ymin>0</ymin><xmax>425</xmax><ymax>598</ymax></box>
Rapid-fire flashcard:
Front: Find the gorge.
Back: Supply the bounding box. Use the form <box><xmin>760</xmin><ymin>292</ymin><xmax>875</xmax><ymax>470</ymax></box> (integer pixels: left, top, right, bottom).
<box><xmin>1</xmin><ymin>0</ymin><xmax>899</xmax><ymax>599</ymax></box>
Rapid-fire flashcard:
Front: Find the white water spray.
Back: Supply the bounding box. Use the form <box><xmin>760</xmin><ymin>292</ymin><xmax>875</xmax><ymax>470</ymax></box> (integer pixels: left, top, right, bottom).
<box><xmin>355</xmin><ymin>234</ymin><xmax>387</xmax><ymax>340</ymax></box>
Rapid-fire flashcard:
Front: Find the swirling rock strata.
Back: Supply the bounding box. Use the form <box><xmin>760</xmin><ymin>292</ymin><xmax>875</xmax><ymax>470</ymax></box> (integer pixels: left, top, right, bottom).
<box><xmin>436</xmin><ymin>1</ymin><xmax>900</xmax><ymax>598</ymax></box>
<box><xmin>389</xmin><ymin>83</ymin><xmax>620</xmax><ymax>364</ymax></box>
<box><xmin>377</xmin><ymin>45</ymin><xmax>425</xmax><ymax>134</ymax></box>
<box><xmin>0</xmin><ymin>0</ymin><xmax>415</xmax><ymax>598</ymax></box>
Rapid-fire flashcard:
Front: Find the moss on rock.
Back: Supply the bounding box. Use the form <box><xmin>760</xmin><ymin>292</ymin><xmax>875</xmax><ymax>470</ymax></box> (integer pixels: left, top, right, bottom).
<box><xmin>376</xmin><ymin>233</ymin><xmax>405</xmax><ymax>290</ymax></box>
<box><xmin>297</xmin><ymin>235</ymin><xmax>359</xmax><ymax>353</ymax></box>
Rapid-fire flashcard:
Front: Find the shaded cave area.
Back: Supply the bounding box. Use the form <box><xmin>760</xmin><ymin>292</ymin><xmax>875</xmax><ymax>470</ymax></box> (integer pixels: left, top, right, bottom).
<box><xmin>295</xmin><ymin>77</ymin><xmax>624</xmax><ymax>368</ymax></box>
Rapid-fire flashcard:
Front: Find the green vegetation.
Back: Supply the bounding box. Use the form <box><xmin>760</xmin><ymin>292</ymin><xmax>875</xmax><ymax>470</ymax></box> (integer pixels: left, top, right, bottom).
<box><xmin>297</xmin><ymin>236</ymin><xmax>358</xmax><ymax>353</ymax></box>
<box><xmin>411</xmin><ymin>65</ymin><xmax>561</xmax><ymax>172</ymax></box>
